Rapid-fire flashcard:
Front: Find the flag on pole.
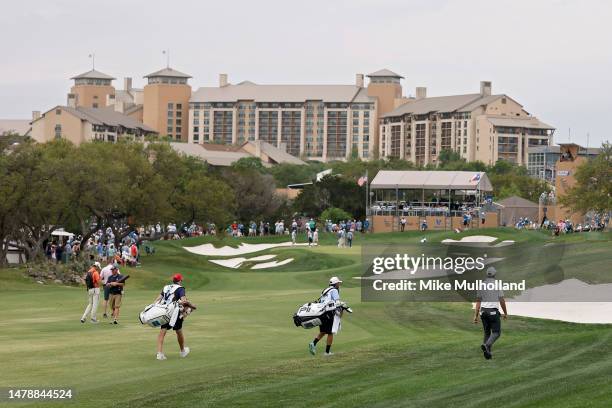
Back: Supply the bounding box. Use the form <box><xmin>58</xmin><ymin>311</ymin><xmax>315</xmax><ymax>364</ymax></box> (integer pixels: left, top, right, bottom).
<box><xmin>357</xmin><ymin>175</ymin><xmax>368</xmax><ymax>186</ymax></box>
<box><xmin>469</xmin><ymin>173</ymin><xmax>481</xmax><ymax>183</ymax></box>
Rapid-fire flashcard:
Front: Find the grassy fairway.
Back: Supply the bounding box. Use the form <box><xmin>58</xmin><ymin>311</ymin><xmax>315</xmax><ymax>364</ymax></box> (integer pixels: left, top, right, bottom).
<box><xmin>1</xmin><ymin>229</ymin><xmax>611</xmax><ymax>407</ymax></box>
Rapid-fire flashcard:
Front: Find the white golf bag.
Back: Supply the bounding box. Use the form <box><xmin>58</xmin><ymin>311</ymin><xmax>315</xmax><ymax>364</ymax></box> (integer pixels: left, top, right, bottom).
<box><xmin>139</xmin><ymin>302</ymin><xmax>179</xmax><ymax>327</ymax></box>
<box><xmin>293</xmin><ymin>300</ymin><xmax>352</xmax><ymax>329</ymax></box>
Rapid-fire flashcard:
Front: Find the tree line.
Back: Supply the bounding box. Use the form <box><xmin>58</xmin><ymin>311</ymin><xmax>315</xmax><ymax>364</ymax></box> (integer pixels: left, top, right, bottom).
<box><xmin>0</xmin><ymin>139</ymin><xmax>291</xmax><ymax>264</ymax></box>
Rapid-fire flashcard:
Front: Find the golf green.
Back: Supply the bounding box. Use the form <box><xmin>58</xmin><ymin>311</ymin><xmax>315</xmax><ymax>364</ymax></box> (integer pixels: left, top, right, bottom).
<box><xmin>1</xmin><ymin>229</ymin><xmax>611</xmax><ymax>407</ymax></box>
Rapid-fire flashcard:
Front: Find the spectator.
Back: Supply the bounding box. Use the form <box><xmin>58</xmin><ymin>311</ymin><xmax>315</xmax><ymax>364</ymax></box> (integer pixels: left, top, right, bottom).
<box><xmin>106</xmin><ymin>266</ymin><xmax>125</xmax><ymax>324</ymax></box>
<box><xmin>80</xmin><ymin>262</ymin><xmax>101</xmax><ymax>323</ymax></box>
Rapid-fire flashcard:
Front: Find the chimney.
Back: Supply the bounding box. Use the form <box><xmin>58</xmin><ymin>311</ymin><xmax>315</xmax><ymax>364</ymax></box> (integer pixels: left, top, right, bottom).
<box><xmin>416</xmin><ymin>87</ymin><xmax>427</xmax><ymax>100</ymax></box>
<box><xmin>219</xmin><ymin>73</ymin><xmax>228</xmax><ymax>87</ymax></box>
<box><xmin>32</xmin><ymin>110</ymin><xmax>41</xmax><ymax>120</ymax></box>
<box><xmin>480</xmin><ymin>81</ymin><xmax>492</xmax><ymax>96</ymax></box>
<box><xmin>124</xmin><ymin>77</ymin><xmax>132</xmax><ymax>91</ymax></box>
<box><xmin>356</xmin><ymin>74</ymin><xmax>364</xmax><ymax>88</ymax></box>
<box><xmin>67</xmin><ymin>93</ymin><xmax>77</xmax><ymax>108</ymax></box>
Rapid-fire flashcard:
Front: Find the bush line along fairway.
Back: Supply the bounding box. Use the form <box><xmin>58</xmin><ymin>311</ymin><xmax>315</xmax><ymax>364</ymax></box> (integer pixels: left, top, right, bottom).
<box><xmin>1</xmin><ymin>228</ymin><xmax>611</xmax><ymax>408</ymax></box>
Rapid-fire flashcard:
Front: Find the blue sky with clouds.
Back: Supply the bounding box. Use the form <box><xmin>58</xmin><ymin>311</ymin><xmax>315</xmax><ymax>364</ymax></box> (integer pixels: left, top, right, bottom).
<box><xmin>1</xmin><ymin>0</ymin><xmax>610</xmax><ymax>146</ymax></box>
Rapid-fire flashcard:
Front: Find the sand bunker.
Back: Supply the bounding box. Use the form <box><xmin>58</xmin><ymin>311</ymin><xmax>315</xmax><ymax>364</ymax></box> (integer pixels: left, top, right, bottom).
<box><xmin>508</xmin><ymin>302</ymin><xmax>612</xmax><ymax>324</ymax></box>
<box><xmin>442</xmin><ymin>235</ymin><xmax>514</xmax><ymax>247</ymax></box>
<box><xmin>185</xmin><ymin>242</ymin><xmax>309</xmax><ymax>256</ymax></box>
<box><xmin>507</xmin><ymin>279</ymin><xmax>612</xmax><ymax>324</ymax></box>
<box><xmin>209</xmin><ymin>254</ymin><xmax>277</xmax><ymax>269</ymax></box>
<box><xmin>250</xmin><ymin>258</ymin><xmax>295</xmax><ymax>269</ymax></box>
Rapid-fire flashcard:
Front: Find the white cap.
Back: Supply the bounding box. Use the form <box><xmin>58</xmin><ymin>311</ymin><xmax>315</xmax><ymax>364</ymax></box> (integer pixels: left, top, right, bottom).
<box><xmin>93</xmin><ymin>261</ymin><xmax>101</xmax><ymax>268</ymax></box>
<box><xmin>329</xmin><ymin>276</ymin><xmax>343</xmax><ymax>285</ymax></box>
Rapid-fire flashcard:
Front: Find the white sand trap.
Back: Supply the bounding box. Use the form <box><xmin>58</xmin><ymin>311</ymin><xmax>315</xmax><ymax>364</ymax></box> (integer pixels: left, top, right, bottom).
<box><xmin>507</xmin><ymin>279</ymin><xmax>612</xmax><ymax>324</ymax></box>
<box><xmin>251</xmin><ymin>258</ymin><xmax>294</xmax><ymax>269</ymax></box>
<box><xmin>508</xmin><ymin>302</ymin><xmax>612</xmax><ymax>324</ymax></box>
<box><xmin>185</xmin><ymin>242</ymin><xmax>309</xmax><ymax>256</ymax></box>
<box><xmin>442</xmin><ymin>235</ymin><xmax>515</xmax><ymax>247</ymax></box>
<box><xmin>209</xmin><ymin>254</ymin><xmax>277</xmax><ymax>269</ymax></box>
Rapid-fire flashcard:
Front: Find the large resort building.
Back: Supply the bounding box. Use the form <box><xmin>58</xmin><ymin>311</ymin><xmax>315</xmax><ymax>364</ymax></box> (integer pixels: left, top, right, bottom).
<box><xmin>379</xmin><ymin>81</ymin><xmax>555</xmax><ymax>166</ymax></box>
<box><xmin>187</xmin><ymin>70</ymin><xmax>405</xmax><ymax>160</ymax></box>
<box><xmin>30</xmin><ymin>65</ymin><xmax>562</xmax><ymax>170</ymax></box>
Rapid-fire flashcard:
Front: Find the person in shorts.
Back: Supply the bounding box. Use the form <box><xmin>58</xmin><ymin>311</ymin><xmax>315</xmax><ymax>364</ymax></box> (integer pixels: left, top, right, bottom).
<box><xmin>309</xmin><ymin>277</ymin><xmax>343</xmax><ymax>356</ymax></box>
<box><xmin>106</xmin><ymin>266</ymin><xmax>125</xmax><ymax>324</ymax></box>
<box><xmin>155</xmin><ymin>273</ymin><xmax>190</xmax><ymax>360</ymax></box>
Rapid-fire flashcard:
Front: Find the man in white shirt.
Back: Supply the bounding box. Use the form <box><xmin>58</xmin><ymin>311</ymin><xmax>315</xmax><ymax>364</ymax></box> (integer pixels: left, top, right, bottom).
<box><xmin>309</xmin><ymin>277</ymin><xmax>343</xmax><ymax>356</ymax></box>
<box><xmin>99</xmin><ymin>262</ymin><xmax>115</xmax><ymax>319</ymax></box>
<box><xmin>473</xmin><ymin>267</ymin><xmax>508</xmax><ymax>359</ymax></box>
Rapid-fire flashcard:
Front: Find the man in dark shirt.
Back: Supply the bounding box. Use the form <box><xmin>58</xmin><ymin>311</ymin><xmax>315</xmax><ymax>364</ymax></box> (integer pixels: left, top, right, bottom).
<box><xmin>154</xmin><ymin>273</ymin><xmax>190</xmax><ymax>360</ymax></box>
<box><xmin>106</xmin><ymin>266</ymin><xmax>125</xmax><ymax>325</ymax></box>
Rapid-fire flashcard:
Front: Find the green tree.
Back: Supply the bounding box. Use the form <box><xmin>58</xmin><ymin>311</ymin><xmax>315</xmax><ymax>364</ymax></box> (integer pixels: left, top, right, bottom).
<box><xmin>230</xmin><ymin>157</ymin><xmax>267</xmax><ymax>173</ymax></box>
<box><xmin>560</xmin><ymin>142</ymin><xmax>612</xmax><ymax>213</ymax></box>
<box><xmin>320</xmin><ymin>207</ymin><xmax>353</xmax><ymax>223</ymax></box>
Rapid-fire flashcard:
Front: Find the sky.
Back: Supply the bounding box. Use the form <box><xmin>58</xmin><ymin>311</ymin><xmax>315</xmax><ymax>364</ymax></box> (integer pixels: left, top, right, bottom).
<box><xmin>1</xmin><ymin>0</ymin><xmax>610</xmax><ymax>147</ymax></box>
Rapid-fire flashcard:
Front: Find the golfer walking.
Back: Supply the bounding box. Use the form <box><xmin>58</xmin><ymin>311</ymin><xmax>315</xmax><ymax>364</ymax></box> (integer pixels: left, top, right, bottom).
<box><xmin>473</xmin><ymin>267</ymin><xmax>508</xmax><ymax>359</ymax></box>
<box><xmin>155</xmin><ymin>273</ymin><xmax>190</xmax><ymax>360</ymax></box>
<box><xmin>80</xmin><ymin>262</ymin><xmax>101</xmax><ymax>323</ymax></box>
<box><xmin>309</xmin><ymin>277</ymin><xmax>343</xmax><ymax>356</ymax></box>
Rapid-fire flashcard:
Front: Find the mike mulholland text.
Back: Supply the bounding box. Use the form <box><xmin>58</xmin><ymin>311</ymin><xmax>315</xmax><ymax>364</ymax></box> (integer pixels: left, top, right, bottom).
<box><xmin>372</xmin><ymin>279</ymin><xmax>526</xmax><ymax>291</ymax></box>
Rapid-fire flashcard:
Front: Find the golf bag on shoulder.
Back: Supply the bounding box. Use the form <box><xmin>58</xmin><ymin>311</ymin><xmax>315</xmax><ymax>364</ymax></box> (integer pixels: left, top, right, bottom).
<box><xmin>292</xmin><ymin>300</ymin><xmax>352</xmax><ymax>329</ymax></box>
<box><xmin>139</xmin><ymin>302</ymin><xmax>179</xmax><ymax>328</ymax></box>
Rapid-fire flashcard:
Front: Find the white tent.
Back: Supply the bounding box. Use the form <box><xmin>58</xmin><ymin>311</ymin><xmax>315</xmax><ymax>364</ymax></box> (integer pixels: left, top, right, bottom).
<box><xmin>370</xmin><ymin>170</ymin><xmax>493</xmax><ymax>191</ymax></box>
<box><xmin>51</xmin><ymin>229</ymin><xmax>74</xmax><ymax>237</ymax></box>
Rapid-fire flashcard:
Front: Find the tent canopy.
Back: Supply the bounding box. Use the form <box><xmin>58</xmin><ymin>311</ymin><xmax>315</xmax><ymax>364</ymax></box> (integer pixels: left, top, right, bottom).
<box><xmin>370</xmin><ymin>170</ymin><xmax>493</xmax><ymax>191</ymax></box>
<box><xmin>51</xmin><ymin>229</ymin><xmax>74</xmax><ymax>237</ymax></box>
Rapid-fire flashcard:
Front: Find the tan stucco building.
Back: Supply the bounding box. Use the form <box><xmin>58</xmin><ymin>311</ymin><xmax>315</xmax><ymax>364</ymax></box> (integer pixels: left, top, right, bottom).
<box><xmin>31</xmin><ymin>104</ymin><xmax>155</xmax><ymax>146</ymax></box>
<box><xmin>143</xmin><ymin>67</ymin><xmax>192</xmax><ymax>142</ymax></box>
<box><xmin>187</xmin><ymin>69</ymin><xmax>404</xmax><ymax>161</ymax></box>
<box><xmin>68</xmin><ymin>70</ymin><xmax>116</xmax><ymax>109</ymax></box>
<box><xmin>379</xmin><ymin>81</ymin><xmax>554</xmax><ymax>166</ymax></box>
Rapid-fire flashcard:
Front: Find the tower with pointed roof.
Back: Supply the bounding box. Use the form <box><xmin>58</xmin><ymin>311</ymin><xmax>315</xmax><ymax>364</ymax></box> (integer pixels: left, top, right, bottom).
<box><xmin>143</xmin><ymin>67</ymin><xmax>192</xmax><ymax>141</ymax></box>
<box><xmin>366</xmin><ymin>68</ymin><xmax>404</xmax><ymax>118</ymax></box>
<box><xmin>69</xmin><ymin>69</ymin><xmax>116</xmax><ymax>108</ymax></box>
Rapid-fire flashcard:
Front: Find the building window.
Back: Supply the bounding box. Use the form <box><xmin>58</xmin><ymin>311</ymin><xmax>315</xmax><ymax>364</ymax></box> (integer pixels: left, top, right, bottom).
<box><xmin>167</xmin><ymin>127</ymin><xmax>173</xmax><ymax>134</ymax></box>
<box><xmin>56</xmin><ymin>109</ymin><xmax>61</xmax><ymax>115</ymax></box>
<box><xmin>93</xmin><ymin>103</ymin><xmax>98</xmax><ymax>108</ymax></box>
<box><xmin>168</xmin><ymin>103</ymin><xmax>173</xmax><ymax>110</ymax></box>
<box><xmin>258</xmin><ymin>111</ymin><xmax>279</xmax><ymax>146</ymax></box>
<box><xmin>176</xmin><ymin>103</ymin><xmax>182</xmax><ymax>110</ymax></box>
<box><xmin>213</xmin><ymin>111</ymin><xmax>234</xmax><ymax>144</ymax></box>
<box><xmin>54</xmin><ymin>124</ymin><xmax>62</xmax><ymax>139</ymax></box>
<box><xmin>281</xmin><ymin>111</ymin><xmax>301</xmax><ymax>156</ymax></box>
<box><xmin>441</xmin><ymin>122</ymin><xmax>452</xmax><ymax>150</ymax></box>
<box><xmin>326</xmin><ymin>110</ymin><xmax>347</xmax><ymax>158</ymax></box>
<box><xmin>176</xmin><ymin>111</ymin><xmax>182</xmax><ymax>118</ymax></box>
<box><xmin>415</xmin><ymin>123</ymin><xmax>426</xmax><ymax>163</ymax></box>
<box><xmin>390</xmin><ymin>125</ymin><xmax>401</xmax><ymax>158</ymax></box>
